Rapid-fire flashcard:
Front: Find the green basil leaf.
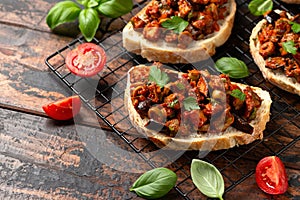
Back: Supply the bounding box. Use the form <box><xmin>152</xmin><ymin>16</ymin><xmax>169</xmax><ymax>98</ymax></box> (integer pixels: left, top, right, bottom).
<box><xmin>191</xmin><ymin>159</ymin><xmax>225</xmax><ymax>200</ymax></box>
<box><xmin>87</xmin><ymin>0</ymin><xmax>99</xmax><ymax>8</ymax></box>
<box><xmin>248</xmin><ymin>0</ymin><xmax>273</xmax><ymax>16</ymax></box>
<box><xmin>183</xmin><ymin>97</ymin><xmax>200</xmax><ymax>111</ymax></box>
<box><xmin>46</xmin><ymin>1</ymin><xmax>81</xmax><ymax>29</ymax></box>
<box><xmin>130</xmin><ymin>168</ymin><xmax>177</xmax><ymax>199</ymax></box>
<box><xmin>98</xmin><ymin>0</ymin><xmax>133</xmax><ymax>18</ymax></box>
<box><xmin>148</xmin><ymin>66</ymin><xmax>170</xmax><ymax>88</ymax></box>
<box><xmin>283</xmin><ymin>41</ymin><xmax>297</xmax><ymax>55</ymax></box>
<box><xmin>78</xmin><ymin>8</ymin><xmax>100</xmax><ymax>42</ymax></box>
<box><xmin>230</xmin><ymin>89</ymin><xmax>246</xmax><ymax>101</ymax></box>
<box><xmin>215</xmin><ymin>57</ymin><xmax>249</xmax><ymax>79</ymax></box>
<box><xmin>77</xmin><ymin>0</ymin><xmax>89</xmax><ymax>6</ymax></box>
<box><xmin>161</xmin><ymin>16</ymin><xmax>189</xmax><ymax>34</ymax></box>
<box><xmin>290</xmin><ymin>21</ymin><xmax>300</xmax><ymax>33</ymax></box>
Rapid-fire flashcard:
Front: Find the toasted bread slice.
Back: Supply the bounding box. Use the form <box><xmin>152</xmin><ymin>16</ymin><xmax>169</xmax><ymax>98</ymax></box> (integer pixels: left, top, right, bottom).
<box><xmin>124</xmin><ymin>65</ymin><xmax>272</xmax><ymax>151</ymax></box>
<box><xmin>122</xmin><ymin>0</ymin><xmax>236</xmax><ymax>64</ymax></box>
<box><xmin>249</xmin><ymin>10</ymin><xmax>300</xmax><ymax>96</ymax></box>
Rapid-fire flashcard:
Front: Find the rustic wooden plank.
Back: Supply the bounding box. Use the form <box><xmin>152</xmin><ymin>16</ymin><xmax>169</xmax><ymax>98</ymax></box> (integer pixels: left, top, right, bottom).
<box><xmin>0</xmin><ymin>107</ymin><xmax>165</xmax><ymax>199</ymax></box>
<box><xmin>0</xmin><ymin>22</ymin><xmax>99</xmax><ymax>122</ymax></box>
<box><xmin>0</xmin><ymin>0</ymin><xmax>58</xmax><ymax>32</ymax></box>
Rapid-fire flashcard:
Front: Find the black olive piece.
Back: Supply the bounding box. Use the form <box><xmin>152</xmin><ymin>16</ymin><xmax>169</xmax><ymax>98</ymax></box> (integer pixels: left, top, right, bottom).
<box><xmin>232</xmin><ymin>113</ymin><xmax>254</xmax><ymax>134</ymax></box>
<box><xmin>265</xmin><ymin>10</ymin><xmax>281</xmax><ymax>24</ymax></box>
<box><xmin>145</xmin><ymin>119</ymin><xmax>169</xmax><ymax>134</ymax></box>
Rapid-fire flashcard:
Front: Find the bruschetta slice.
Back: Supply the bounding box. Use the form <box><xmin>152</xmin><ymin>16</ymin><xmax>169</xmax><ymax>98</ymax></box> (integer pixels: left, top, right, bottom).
<box><xmin>122</xmin><ymin>0</ymin><xmax>236</xmax><ymax>63</ymax></box>
<box><xmin>124</xmin><ymin>63</ymin><xmax>272</xmax><ymax>151</ymax></box>
<box><xmin>250</xmin><ymin>10</ymin><xmax>300</xmax><ymax>96</ymax></box>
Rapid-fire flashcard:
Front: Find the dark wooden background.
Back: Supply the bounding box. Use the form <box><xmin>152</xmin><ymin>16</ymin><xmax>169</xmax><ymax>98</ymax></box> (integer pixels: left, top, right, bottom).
<box><xmin>0</xmin><ymin>0</ymin><xmax>299</xmax><ymax>199</ymax></box>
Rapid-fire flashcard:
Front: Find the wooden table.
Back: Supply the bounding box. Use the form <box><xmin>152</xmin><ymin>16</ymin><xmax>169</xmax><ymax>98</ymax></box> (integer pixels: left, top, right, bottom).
<box><xmin>0</xmin><ymin>0</ymin><xmax>299</xmax><ymax>199</ymax></box>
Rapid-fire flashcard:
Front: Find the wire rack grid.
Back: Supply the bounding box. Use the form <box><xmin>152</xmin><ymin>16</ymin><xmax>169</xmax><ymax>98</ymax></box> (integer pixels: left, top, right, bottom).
<box><xmin>45</xmin><ymin>0</ymin><xmax>300</xmax><ymax>199</ymax></box>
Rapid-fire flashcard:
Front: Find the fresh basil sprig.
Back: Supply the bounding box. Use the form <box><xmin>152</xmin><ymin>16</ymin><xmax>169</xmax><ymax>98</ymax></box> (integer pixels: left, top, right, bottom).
<box><xmin>283</xmin><ymin>41</ymin><xmax>297</xmax><ymax>55</ymax></box>
<box><xmin>290</xmin><ymin>21</ymin><xmax>300</xmax><ymax>33</ymax></box>
<box><xmin>248</xmin><ymin>0</ymin><xmax>273</xmax><ymax>16</ymax></box>
<box><xmin>46</xmin><ymin>0</ymin><xmax>133</xmax><ymax>41</ymax></box>
<box><xmin>183</xmin><ymin>96</ymin><xmax>200</xmax><ymax>111</ymax></box>
<box><xmin>161</xmin><ymin>16</ymin><xmax>189</xmax><ymax>34</ymax></box>
<box><xmin>130</xmin><ymin>167</ymin><xmax>177</xmax><ymax>199</ymax></box>
<box><xmin>191</xmin><ymin>159</ymin><xmax>225</xmax><ymax>200</ymax></box>
<box><xmin>215</xmin><ymin>57</ymin><xmax>249</xmax><ymax>79</ymax></box>
<box><xmin>148</xmin><ymin>66</ymin><xmax>170</xmax><ymax>88</ymax></box>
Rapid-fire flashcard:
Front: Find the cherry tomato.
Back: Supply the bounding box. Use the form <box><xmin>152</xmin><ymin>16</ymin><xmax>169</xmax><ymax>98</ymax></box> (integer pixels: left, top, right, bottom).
<box><xmin>65</xmin><ymin>42</ymin><xmax>106</xmax><ymax>77</ymax></box>
<box><xmin>255</xmin><ymin>156</ymin><xmax>288</xmax><ymax>195</ymax></box>
<box><xmin>42</xmin><ymin>96</ymin><xmax>81</xmax><ymax>120</ymax></box>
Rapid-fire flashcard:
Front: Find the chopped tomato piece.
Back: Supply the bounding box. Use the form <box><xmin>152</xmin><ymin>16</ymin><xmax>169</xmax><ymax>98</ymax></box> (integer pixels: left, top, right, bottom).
<box><xmin>255</xmin><ymin>156</ymin><xmax>288</xmax><ymax>195</ymax></box>
<box><xmin>42</xmin><ymin>96</ymin><xmax>81</xmax><ymax>120</ymax></box>
<box><xmin>65</xmin><ymin>42</ymin><xmax>106</xmax><ymax>77</ymax></box>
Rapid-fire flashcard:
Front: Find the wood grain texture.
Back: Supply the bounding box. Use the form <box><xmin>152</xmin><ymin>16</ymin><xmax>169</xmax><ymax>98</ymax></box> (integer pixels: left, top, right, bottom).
<box><xmin>0</xmin><ymin>107</ymin><xmax>157</xmax><ymax>200</ymax></box>
<box><xmin>0</xmin><ymin>0</ymin><xmax>57</xmax><ymax>31</ymax></box>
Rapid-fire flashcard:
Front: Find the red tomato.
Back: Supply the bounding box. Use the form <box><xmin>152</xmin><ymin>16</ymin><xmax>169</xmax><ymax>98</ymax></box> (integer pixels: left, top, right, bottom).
<box><xmin>255</xmin><ymin>156</ymin><xmax>288</xmax><ymax>195</ymax></box>
<box><xmin>65</xmin><ymin>42</ymin><xmax>106</xmax><ymax>77</ymax></box>
<box><xmin>42</xmin><ymin>96</ymin><xmax>81</xmax><ymax>120</ymax></box>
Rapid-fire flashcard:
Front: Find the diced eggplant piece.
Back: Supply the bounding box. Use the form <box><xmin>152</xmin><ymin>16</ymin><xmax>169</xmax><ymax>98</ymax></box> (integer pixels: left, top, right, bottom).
<box><xmin>232</xmin><ymin>113</ymin><xmax>254</xmax><ymax>134</ymax></box>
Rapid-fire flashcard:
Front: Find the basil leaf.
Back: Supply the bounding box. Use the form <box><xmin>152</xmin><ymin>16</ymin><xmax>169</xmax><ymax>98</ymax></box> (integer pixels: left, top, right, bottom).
<box><xmin>161</xmin><ymin>16</ymin><xmax>189</xmax><ymax>34</ymax></box>
<box><xmin>230</xmin><ymin>89</ymin><xmax>246</xmax><ymax>101</ymax></box>
<box><xmin>215</xmin><ymin>57</ymin><xmax>249</xmax><ymax>79</ymax></box>
<box><xmin>77</xmin><ymin>0</ymin><xmax>89</xmax><ymax>6</ymax></box>
<box><xmin>46</xmin><ymin>1</ymin><xmax>81</xmax><ymax>29</ymax></box>
<box><xmin>98</xmin><ymin>0</ymin><xmax>133</xmax><ymax>18</ymax></box>
<box><xmin>87</xmin><ymin>0</ymin><xmax>99</xmax><ymax>8</ymax></box>
<box><xmin>248</xmin><ymin>0</ymin><xmax>273</xmax><ymax>16</ymax></box>
<box><xmin>130</xmin><ymin>168</ymin><xmax>177</xmax><ymax>199</ymax></box>
<box><xmin>148</xmin><ymin>66</ymin><xmax>170</xmax><ymax>88</ymax></box>
<box><xmin>79</xmin><ymin>8</ymin><xmax>100</xmax><ymax>42</ymax></box>
<box><xmin>283</xmin><ymin>41</ymin><xmax>297</xmax><ymax>55</ymax></box>
<box><xmin>191</xmin><ymin>159</ymin><xmax>225</xmax><ymax>200</ymax></box>
<box><xmin>183</xmin><ymin>97</ymin><xmax>200</xmax><ymax>111</ymax></box>
<box><xmin>290</xmin><ymin>21</ymin><xmax>300</xmax><ymax>33</ymax></box>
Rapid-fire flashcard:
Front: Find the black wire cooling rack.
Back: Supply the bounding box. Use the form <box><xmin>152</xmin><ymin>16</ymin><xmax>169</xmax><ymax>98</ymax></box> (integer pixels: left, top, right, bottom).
<box><xmin>45</xmin><ymin>0</ymin><xmax>300</xmax><ymax>199</ymax></box>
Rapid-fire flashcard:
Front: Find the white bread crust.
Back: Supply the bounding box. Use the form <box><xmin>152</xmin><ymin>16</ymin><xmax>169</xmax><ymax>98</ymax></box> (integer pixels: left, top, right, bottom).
<box><xmin>124</xmin><ymin>65</ymin><xmax>272</xmax><ymax>151</ymax></box>
<box><xmin>122</xmin><ymin>0</ymin><xmax>237</xmax><ymax>64</ymax></box>
<box><xmin>249</xmin><ymin>10</ymin><xmax>300</xmax><ymax>96</ymax></box>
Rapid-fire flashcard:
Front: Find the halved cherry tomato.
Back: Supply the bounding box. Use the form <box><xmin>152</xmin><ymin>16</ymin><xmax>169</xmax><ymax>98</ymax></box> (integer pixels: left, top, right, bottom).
<box><xmin>255</xmin><ymin>156</ymin><xmax>288</xmax><ymax>195</ymax></box>
<box><xmin>65</xmin><ymin>42</ymin><xmax>106</xmax><ymax>77</ymax></box>
<box><xmin>42</xmin><ymin>96</ymin><xmax>81</xmax><ymax>120</ymax></box>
